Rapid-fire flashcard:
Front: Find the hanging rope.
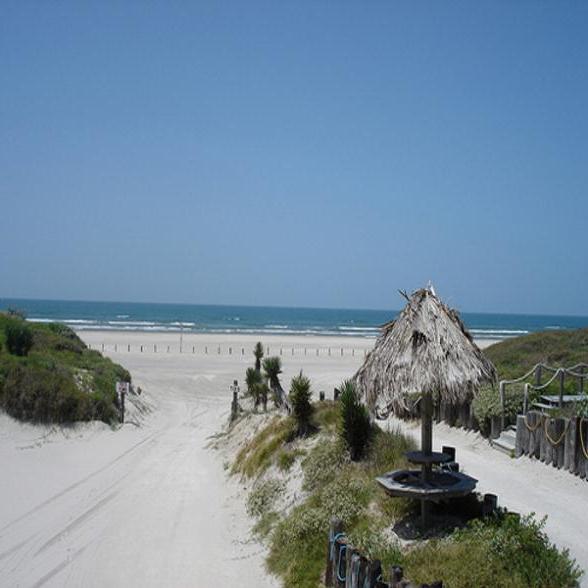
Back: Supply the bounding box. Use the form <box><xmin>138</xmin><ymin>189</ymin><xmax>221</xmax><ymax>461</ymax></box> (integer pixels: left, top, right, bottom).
<box><xmin>543</xmin><ymin>418</ymin><xmax>569</xmax><ymax>446</ymax></box>
<box><xmin>580</xmin><ymin>418</ymin><xmax>588</xmax><ymax>460</ymax></box>
<box><xmin>524</xmin><ymin>412</ymin><xmax>543</xmax><ymax>432</ymax></box>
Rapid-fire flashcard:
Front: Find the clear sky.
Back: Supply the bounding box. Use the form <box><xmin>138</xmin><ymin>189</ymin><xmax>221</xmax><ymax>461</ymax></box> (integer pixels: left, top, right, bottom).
<box><xmin>1</xmin><ymin>2</ymin><xmax>587</xmax><ymax>315</ymax></box>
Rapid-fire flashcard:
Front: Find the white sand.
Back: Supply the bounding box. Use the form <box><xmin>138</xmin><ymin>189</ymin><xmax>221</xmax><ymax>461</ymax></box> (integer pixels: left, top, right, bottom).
<box><xmin>1</xmin><ymin>331</ymin><xmax>583</xmax><ymax>587</ymax></box>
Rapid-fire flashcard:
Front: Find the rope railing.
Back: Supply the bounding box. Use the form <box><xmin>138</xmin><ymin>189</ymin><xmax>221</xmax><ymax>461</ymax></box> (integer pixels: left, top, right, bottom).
<box><xmin>497</xmin><ymin>362</ymin><xmax>587</xmax><ymax>433</ymax></box>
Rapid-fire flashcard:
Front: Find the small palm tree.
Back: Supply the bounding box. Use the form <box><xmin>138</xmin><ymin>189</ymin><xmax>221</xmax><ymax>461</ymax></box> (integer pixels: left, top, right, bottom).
<box><xmin>289</xmin><ymin>371</ymin><xmax>313</xmax><ymax>436</ymax></box>
<box><xmin>339</xmin><ymin>380</ymin><xmax>371</xmax><ymax>461</ymax></box>
<box><xmin>252</xmin><ymin>382</ymin><xmax>269</xmax><ymax>412</ymax></box>
<box><xmin>254</xmin><ymin>341</ymin><xmax>264</xmax><ymax>373</ymax></box>
<box><xmin>245</xmin><ymin>367</ymin><xmax>262</xmax><ymax>407</ymax></box>
<box><xmin>263</xmin><ymin>356</ymin><xmax>288</xmax><ymax>409</ymax></box>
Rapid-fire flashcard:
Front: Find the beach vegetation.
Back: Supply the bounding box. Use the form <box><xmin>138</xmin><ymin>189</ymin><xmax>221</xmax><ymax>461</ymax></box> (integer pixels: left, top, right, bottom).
<box><xmin>246</xmin><ymin>478</ymin><xmax>285</xmax><ymax>517</ymax></box>
<box><xmin>339</xmin><ymin>379</ymin><xmax>372</xmax><ymax>461</ymax></box>
<box><xmin>232</xmin><ymin>391</ymin><xmax>580</xmax><ymax>588</ymax></box>
<box><xmin>254</xmin><ymin>341</ymin><xmax>264</xmax><ymax>372</ymax></box>
<box><xmin>245</xmin><ymin>367</ymin><xmax>262</xmax><ymax>404</ymax></box>
<box><xmin>4</xmin><ymin>317</ymin><xmax>34</xmax><ymax>356</ymax></box>
<box><xmin>0</xmin><ymin>313</ymin><xmax>130</xmax><ymax>424</ymax></box>
<box><xmin>263</xmin><ymin>356</ymin><xmax>286</xmax><ymax>407</ymax></box>
<box><xmin>289</xmin><ymin>371</ymin><xmax>314</xmax><ymax>436</ymax></box>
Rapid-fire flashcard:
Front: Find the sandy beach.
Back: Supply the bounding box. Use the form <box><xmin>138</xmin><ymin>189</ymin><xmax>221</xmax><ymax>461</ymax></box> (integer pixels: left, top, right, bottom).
<box><xmin>1</xmin><ymin>331</ymin><xmax>585</xmax><ymax>587</ymax></box>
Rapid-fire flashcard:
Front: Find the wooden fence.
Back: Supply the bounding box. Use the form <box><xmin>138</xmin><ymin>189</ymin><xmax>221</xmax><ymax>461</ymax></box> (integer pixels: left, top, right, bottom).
<box><xmin>515</xmin><ymin>411</ymin><xmax>588</xmax><ymax>478</ymax></box>
<box><xmin>325</xmin><ymin>519</ymin><xmax>442</xmax><ymax>588</ymax></box>
<box><xmin>88</xmin><ymin>343</ymin><xmax>369</xmax><ymax>358</ymax></box>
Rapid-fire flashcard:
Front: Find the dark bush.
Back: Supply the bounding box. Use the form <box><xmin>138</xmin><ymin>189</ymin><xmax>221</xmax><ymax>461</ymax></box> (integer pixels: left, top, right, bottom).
<box><xmin>289</xmin><ymin>371</ymin><xmax>313</xmax><ymax>436</ymax></box>
<box><xmin>4</xmin><ymin>319</ymin><xmax>34</xmax><ymax>356</ymax></box>
<box><xmin>339</xmin><ymin>380</ymin><xmax>371</xmax><ymax>461</ymax></box>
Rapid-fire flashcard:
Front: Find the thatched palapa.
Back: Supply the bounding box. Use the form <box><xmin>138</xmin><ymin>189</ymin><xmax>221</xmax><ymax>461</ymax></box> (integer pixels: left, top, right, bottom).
<box><xmin>354</xmin><ymin>287</ymin><xmax>496</xmax><ymax>417</ymax></box>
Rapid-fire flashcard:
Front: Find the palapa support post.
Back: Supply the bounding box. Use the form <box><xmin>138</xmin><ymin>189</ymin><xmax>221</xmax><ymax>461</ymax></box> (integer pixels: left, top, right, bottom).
<box><xmin>420</xmin><ymin>391</ymin><xmax>433</xmax><ymax>527</ymax></box>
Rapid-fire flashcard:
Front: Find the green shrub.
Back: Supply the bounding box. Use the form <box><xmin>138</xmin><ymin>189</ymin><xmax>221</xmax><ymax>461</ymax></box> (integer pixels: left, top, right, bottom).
<box><xmin>302</xmin><ymin>438</ymin><xmax>346</xmax><ymax>491</ymax></box>
<box><xmin>246</xmin><ymin>478</ymin><xmax>285</xmax><ymax>517</ymax></box>
<box><xmin>339</xmin><ymin>380</ymin><xmax>371</xmax><ymax>460</ymax></box>
<box><xmin>277</xmin><ymin>448</ymin><xmax>305</xmax><ymax>472</ymax></box>
<box><xmin>289</xmin><ymin>371</ymin><xmax>313</xmax><ymax>436</ymax></box>
<box><xmin>2</xmin><ymin>364</ymin><xmax>86</xmax><ymax>423</ymax></box>
<box><xmin>245</xmin><ymin>367</ymin><xmax>262</xmax><ymax>404</ymax></box>
<box><xmin>4</xmin><ymin>319</ymin><xmax>33</xmax><ymax>356</ymax></box>
<box><xmin>472</xmin><ymin>384</ymin><xmax>528</xmax><ymax>435</ymax></box>
<box><xmin>254</xmin><ymin>341</ymin><xmax>264</xmax><ymax>372</ymax></box>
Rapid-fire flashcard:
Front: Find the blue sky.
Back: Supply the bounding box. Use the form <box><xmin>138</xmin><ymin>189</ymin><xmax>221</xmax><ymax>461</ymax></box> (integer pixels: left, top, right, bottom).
<box><xmin>1</xmin><ymin>2</ymin><xmax>587</xmax><ymax>315</ymax></box>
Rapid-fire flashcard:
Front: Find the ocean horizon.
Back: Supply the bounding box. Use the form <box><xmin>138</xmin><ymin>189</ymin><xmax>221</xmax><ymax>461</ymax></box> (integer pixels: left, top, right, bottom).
<box><xmin>2</xmin><ymin>297</ymin><xmax>588</xmax><ymax>342</ymax></box>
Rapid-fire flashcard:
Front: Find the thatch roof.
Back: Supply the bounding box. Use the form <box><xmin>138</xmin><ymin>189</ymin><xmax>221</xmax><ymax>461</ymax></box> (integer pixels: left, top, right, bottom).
<box><xmin>354</xmin><ymin>287</ymin><xmax>496</xmax><ymax>416</ymax></box>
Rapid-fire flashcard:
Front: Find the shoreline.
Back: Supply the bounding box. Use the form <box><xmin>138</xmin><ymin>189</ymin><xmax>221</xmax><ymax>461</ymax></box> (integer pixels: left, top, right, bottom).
<box><xmin>78</xmin><ymin>329</ymin><xmax>500</xmax><ymax>351</ymax></box>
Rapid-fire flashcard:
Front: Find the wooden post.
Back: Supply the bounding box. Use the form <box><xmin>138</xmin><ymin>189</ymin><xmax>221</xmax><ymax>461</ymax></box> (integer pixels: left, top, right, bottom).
<box><xmin>559</xmin><ymin>369</ymin><xmax>565</xmax><ymax>408</ymax></box>
<box><xmin>341</xmin><ymin>347</ymin><xmax>343</xmax><ymax>356</ymax></box>
<box><xmin>101</xmin><ymin>343</ymin><xmax>104</xmax><ymax>352</ymax></box>
<box><xmin>120</xmin><ymin>389</ymin><xmax>125</xmax><ymax>423</ymax></box>
<box><xmin>523</xmin><ymin>383</ymin><xmax>529</xmax><ymax>415</ymax></box>
<box><xmin>366</xmin><ymin>560</ymin><xmax>382</xmax><ymax>588</ymax></box>
<box><xmin>482</xmin><ymin>493</ymin><xmax>498</xmax><ymax>517</ymax></box>
<box><xmin>390</xmin><ymin>566</ymin><xmax>403</xmax><ymax>587</ymax></box>
<box><xmin>193</xmin><ymin>345</ymin><xmax>195</xmax><ymax>353</ymax></box>
<box><xmin>515</xmin><ymin>415</ymin><xmax>526</xmax><ymax>457</ymax></box>
<box><xmin>241</xmin><ymin>347</ymin><xmax>244</xmax><ymax>355</ymax></box>
<box><xmin>154</xmin><ymin>344</ymin><xmax>157</xmax><ymax>353</ymax></box>
<box><xmin>320</xmin><ymin>391</ymin><xmax>325</xmax><ymax>401</ymax></box>
<box><xmin>326</xmin><ymin>518</ymin><xmax>343</xmax><ymax>587</ymax></box>
<box><xmin>229</xmin><ymin>347</ymin><xmax>232</xmax><ymax>355</ymax></box>
<box><xmin>565</xmin><ymin>417</ymin><xmax>578</xmax><ymax>474</ymax></box>
<box><xmin>535</xmin><ymin>364</ymin><xmax>542</xmax><ymax>387</ymax></box>
<box><xmin>499</xmin><ymin>381</ymin><xmax>506</xmax><ymax>432</ymax></box>
<box><xmin>345</xmin><ymin>547</ymin><xmax>360</xmax><ymax>587</ymax></box>
<box><xmin>421</xmin><ymin>391</ymin><xmax>433</xmax><ymax>527</ymax></box>
<box><xmin>580</xmin><ymin>366</ymin><xmax>585</xmax><ymax>395</ymax></box>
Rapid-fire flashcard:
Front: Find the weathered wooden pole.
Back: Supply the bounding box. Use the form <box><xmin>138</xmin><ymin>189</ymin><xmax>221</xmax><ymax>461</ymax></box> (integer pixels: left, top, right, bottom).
<box><xmin>535</xmin><ymin>364</ymin><xmax>542</xmax><ymax>387</ymax></box>
<box><xmin>559</xmin><ymin>369</ymin><xmax>565</xmax><ymax>408</ymax></box>
<box><xmin>499</xmin><ymin>381</ymin><xmax>505</xmax><ymax>432</ymax></box>
<box><xmin>523</xmin><ymin>383</ymin><xmax>530</xmax><ymax>414</ymax></box>
<box><xmin>421</xmin><ymin>391</ymin><xmax>433</xmax><ymax>527</ymax></box>
<box><xmin>580</xmin><ymin>365</ymin><xmax>585</xmax><ymax>395</ymax></box>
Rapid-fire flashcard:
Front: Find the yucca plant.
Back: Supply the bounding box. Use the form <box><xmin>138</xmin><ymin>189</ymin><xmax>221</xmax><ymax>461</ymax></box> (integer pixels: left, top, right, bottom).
<box><xmin>245</xmin><ymin>367</ymin><xmax>262</xmax><ymax>407</ymax></box>
<box><xmin>252</xmin><ymin>382</ymin><xmax>269</xmax><ymax>412</ymax></box>
<box><xmin>339</xmin><ymin>379</ymin><xmax>371</xmax><ymax>461</ymax></box>
<box><xmin>289</xmin><ymin>371</ymin><xmax>313</xmax><ymax>436</ymax></box>
<box><xmin>263</xmin><ymin>356</ymin><xmax>288</xmax><ymax>409</ymax></box>
<box><xmin>254</xmin><ymin>341</ymin><xmax>264</xmax><ymax>373</ymax></box>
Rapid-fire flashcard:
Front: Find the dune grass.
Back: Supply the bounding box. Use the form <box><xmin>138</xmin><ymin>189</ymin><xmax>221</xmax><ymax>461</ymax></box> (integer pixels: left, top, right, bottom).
<box><xmin>234</xmin><ymin>400</ymin><xmax>581</xmax><ymax>588</ymax></box>
<box><xmin>0</xmin><ymin>314</ymin><xmax>130</xmax><ymax>424</ymax></box>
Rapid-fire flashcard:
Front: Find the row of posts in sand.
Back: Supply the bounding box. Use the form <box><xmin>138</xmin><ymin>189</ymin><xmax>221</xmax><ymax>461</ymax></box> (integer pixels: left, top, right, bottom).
<box><xmin>91</xmin><ymin>343</ymin><xmax>369</xmax><ymax>357</ymax></box>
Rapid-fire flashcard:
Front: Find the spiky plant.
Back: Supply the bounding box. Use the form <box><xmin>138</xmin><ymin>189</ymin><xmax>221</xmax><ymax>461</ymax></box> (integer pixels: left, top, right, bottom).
<box><xmin>245</xmin><ymin>367</ymin><xmax>262</xmax><ymax>407</ymax></box>
<box><xmin>252</xmin><ymin>382</ymin><xmax>269</xmax><ymax>412</ymax></box>
<box><xmin>254</xmin><ymin>341</ymin><xmax>264</xmax><ymax>373</ymax></box>
<box><xmin>339</xmin><ymin>380</ymin><xmax>371</xmax><ymax>461</ymax></box>
<box><xmin>289</xmin><ymin>371</ymin><xmax>313</xmax><ymax>437</ymax></box>
<box><xmin>263</xmin><ymin>356</ymin><xmax>287</xmax><ymax>409</ymax></box>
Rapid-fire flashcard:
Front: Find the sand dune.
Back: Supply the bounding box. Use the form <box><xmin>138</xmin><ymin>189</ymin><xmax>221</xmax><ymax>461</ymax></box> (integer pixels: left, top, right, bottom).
<box><xmin>1</xmin><ymin>331</ymin><xmax>583</xmax><ymax>587</ymax></box>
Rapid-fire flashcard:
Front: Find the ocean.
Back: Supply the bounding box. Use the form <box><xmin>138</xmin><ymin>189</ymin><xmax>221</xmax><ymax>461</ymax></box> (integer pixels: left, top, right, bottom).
<box><xmin>1</xmin><ymin>298</ymin><xmax>587</xmax><ymax>342</ymax></box>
